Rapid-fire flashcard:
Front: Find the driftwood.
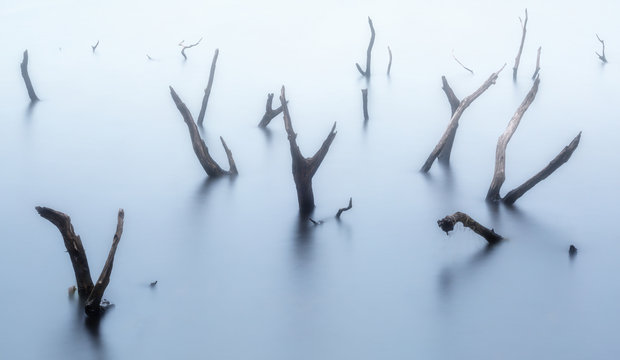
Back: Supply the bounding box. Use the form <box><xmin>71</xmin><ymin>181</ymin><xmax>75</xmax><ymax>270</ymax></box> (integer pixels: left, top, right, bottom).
<box><xmin>532</xmin><ymin>46</ymin><xmax>541</xmax><ymax>80</ymax></box>
<box><xmin>336</xmin><ymin>197</ymin><xmax>353</xmax><ymax>219</ymax></box>
<box><xmin>387</xmin><ymin>46</ymin><xmax>392</xmax><ymax>75</ymax></box>
<box><xmin>179</xmin><ymin>37</ymin><xmax>202</xmax><ymax>60</ymax></box>
<box><xmin>355</xmin><ymin>17</ymin><xmax>375</xmax><ymax>77</ymax></box>
<box><xmin>36</xmin><ymin>207</ymin><xmax>125</xmax><ymax>316</ymax></box>
<box><xmin>503</xmin><ymin>132</ymin><xmax>581</xmax><ymax>205</ymax></box>
<box><xmin>437</xmin><ymin>212</ymin><xmax>503</xmax><ymax>244</ymax></box>
<box><xmin>170</xmin><ymin>86</ymin><xmax>238</xmax><ymax>177</ymax></box>
<box><xmin>280</xmin><ymin>86</ymin><xmax>337</xmax><ymax>214</ymax></box>
<box><xmin>512</xmin><ymin>9</ymin><xmax>528</xmax><ymax>80</ymax></box>
<box><xmin>596</xmin><ymin>34</ymin><xmax>607</xmax><ymax>63</ymax></box>
<box><xmin>486</xmin><ymin>77</ymin><xmax>540</xmax><ymax>202</ymax></box>
<box><xmin>452</xmin><ymin>50</ymin><xmax>474</xmax><ymax>74</ymax></box>
<box><xmin>421</xmin><ymin>65</ymin><xmax>505</xmax><ymax>172</ymax></box>
<box><xmin>361</xmin><ymin>88</ymin><xmax>369</xmax><ymax>122</ymax></box>
<box><xmin>258</xmin><ymin>93</ymin><xmax>285</xmax><ymax>128</ymax></box>
<box><xmin>437</xmin><ymin>76</ymin><xmax>461</xmax><ymax>164</ymax></box>
<box><xmin>197</xmin><ymin>49</ymin><xmax>219</xmax><ymax>126</ymax></box>
<box><xmin>91</xmin><ymin>40</ymin><xmax>99</xmax><ymax>53</ymax></box>
<box><xmin>21</xmin><ymin>50</ymin><xmax>39</xmax><ymax>102</ymax></box>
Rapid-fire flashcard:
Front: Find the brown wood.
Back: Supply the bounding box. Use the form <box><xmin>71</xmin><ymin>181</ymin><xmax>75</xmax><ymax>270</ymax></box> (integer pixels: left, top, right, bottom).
<box><xmin>197</xmin><ymin>49</ymin><xmax>219</xmax><ymax>126</ymax></box>
<box><xmin>179</xmin><ymin>37</ymin><xmax>202</xmax><ymax>60</ymax></box>
<box><xmin>36</xmin><ymin>206</ymin><xmax>95</xmax><ymax>298</ymax></box>
<box><xmin>21</xmin><ymin>50</ymin><xmax>39</xmax><ymax>102</ymax></box>
<box><xmin>512</xmin><ymin>9</ymin><xmax>528</xmax><ymax>80</ymax></box>
<box><xmin>596</xmin><ymin>34</ymin><xmax>608</xmax><ymax>63</ymax></box>
<box><xmin>421</xmin><ymin>65</ymin><xmax>505</xmax><ymax>172</ymax></box>
<box><xmin>437</xmin><ymin>212</ymin><xmax>503</xmax><ymax>244</ymax></box>
<box><xmin>85</xmin><ymin>209</ymin><xmax>124</xmax><ymax>316</ymax></box>
<box><xmin>336</xmin><ymin>197</ymin><xmax>353</xmax><ymax>219</ymax></box>
<box><xmin>355</xmin><ymin>17</ymin><xmax>375</xmax><ymax>77</ymax></box>
<box><xmin>361</xmin><ymin>88</ymin><xmax>369</xmax><ymax>122</ymax></box>
<box><xmin>387</xmin><ymin>46</ymin><xmax>392</xmax><ymax>75</ymax></box>
<box><xmin>486</xmin><ymin>77</ymin><xmax>540</xmax><ymax>202</ymax></box>
<box><xmin>170</xmin><ymin>86</ymin><xmax>238</xmax><ymax>177</ymax></box>
<box><xmin>532</xmin><ymin>46</ymin><xmax>541</xmax><ymax>80</ymax></box>
<box><xmin>280</xmin><ymin>86</ymin><xmax>337</xmax><ymax>214</ymax></box>
<box><xmin>438</xmin><ymin>76</ymin><xmax>461</xmax><ymax>164</ymax></box>
<box><xmin>503</xmin><ymin>132</ymin><xmax>581</xmax><ymax>205</ymax></box>
<box><xmin>258</xmin><ymin>93</ymin><xmax>285</xmax><ymax>128</ymax></box>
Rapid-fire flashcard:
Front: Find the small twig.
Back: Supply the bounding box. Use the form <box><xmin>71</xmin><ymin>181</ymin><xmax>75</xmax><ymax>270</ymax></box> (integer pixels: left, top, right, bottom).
<box><xmin>355</xmin><ymin>17</ymin><xmax>375</xmax><ymax>77</ymax></box>
<box><xmin>308</xmin><ymin>218</ymin><xmax>322</xmax><ymax>225</ymax></box>
<box><xmin>452</xmin><ymin>50</ymin><xmax>474</xmax><ymax>74</ymax></box>
<box><xmin>512</xmin><ymin>9</ymin><xmax>528</xmax><ymax>80</ymax></box>
<box><xmin>437</xmin><ymin>212</ymin><xmax>503</xmax><ymax>244</ymax></box>
<box><xmin>361</xmin><ymin>88</ymin><xmax>369</xmax><ymax>122</ymax></box>
<box><xmin>596</xmin><ymin>34</ymin><xmax>608</xmax><ymax>63</ymax></box>
<box><xmin>91</xmin><ymin>40</ymin><xmax>99</xmax><ymax>53</ymax></box>
<box><xmin>336</xmin><ymin>197</ymin><xmax>353</xmax><ymax>219</ymax></box>
<box><xmin>147</xmin><ymin>55</ymin><xmax>154</xmax><ymax>61</ymax></box>
<box><xmin>179</xmin><ymin>37</ymin><xmax>203</xmax><ymax>60</ymax></box>
<box><xmin>150</xmin><ymin>281</ymin><xmax>158</xmax><ymax>287</ymax></box>
<box><xmin>532</xmin><ymin>46</ymin><xmax>542</xmax><ymax>80</ymax></box>
<box><xmin>387</xmin><ymin>46</ymin><xmax>392</xmax><ymax>75</ymax></box>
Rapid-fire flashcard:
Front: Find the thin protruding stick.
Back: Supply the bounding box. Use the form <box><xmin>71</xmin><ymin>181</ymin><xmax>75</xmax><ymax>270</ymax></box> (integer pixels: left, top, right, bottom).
<box><xmin>85</xmin><ymin>209</ymin><xmax>124</xmax><ymax>316</ymax></box>
<box><xmin>170</xmin><ymin>86</ymin><xmax>237</xmax><ymax>177</ymax></box>
<box><xmin>361</xmin><ymin>88</ymin><xmax>369</xmax><ymax>122</ymax></box>
<box><xmin>437</xmin><ymin>211</ymin><xmax>503</xmax><ymax>244</ymax></box>
<box><xmin>36</xmin><ymin>206</ymin><xmax>94</xmax><ymax>298</ymax></box>
<box><xmin>438</xmin><ymin>76</ymin><xmax>461</xmax><ymax>164</ymax></box>
<box><xmin>179</xmin><ymin>37</ymin><xmax>202</xmax><ymax>60</ymax></box>
<box><xmin>452</xmin><ymin>50</ymin><xmax>474</xmax><ymax>74</ymax></box>
<box><xmin>355</xmin><ymin>17</ymin><xmax>375</xmax><ymax>77</ymax></box>
<box><xmin>596</xmin><ymin>34</ymin><xmax>608</xmax><ymax>63</ymax></box>
<box><xmin>513</xmin><ymin>9</ymin><xmax>528</xmax><ymax>80</ymax></box>
<box><xmin>532</xmin><ymin>46</ymin><xmax>542</xmax><ymax>80</ymax></box>
<box><xmin>421</xmin><ymin>64</ymin><xmax>506</xmax><ymax>172</ymax></box>
<box><xmin>197</xmin><ymin>49</ymin><xmax>219</xmax><ymax>126</ymax></box>
<box><xmin>91</xmin><ymin>40</ymin><xmax>99</xmax><ymax>53</ymax></box>
<box><xmin>21</xmin><ymin>50</ymin><xmax>39</xmax><ymax>102</ymax></box>
<box><xmin>486</xmin><ymin>77</ymin><xmax>540</xmax><ymax>202</ymax></box>
<box><xmin>336</xmin><ymin>198</ymin><xmax>353</xmax><ymax>219</ymax></box>
<box><xmin>503</xmin><ymin>132</ymin><xmax>581</xmax><ymax>205</ymax></box>
<box><xmin>258</xmin><ymin>93</ymin><xmax>286</xmax><ymax>128</ymax></box>
<box><xmin>387</xmin><ymin>46</ymin><xmax>392</xmax><ymax>75</ymax></box>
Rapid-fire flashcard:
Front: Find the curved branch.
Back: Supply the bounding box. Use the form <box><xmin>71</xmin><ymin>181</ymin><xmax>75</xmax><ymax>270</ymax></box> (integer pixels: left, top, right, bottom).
<box><xmin>438</xmin><ymin>212</ymin><xmax>503</xmax><ymax>244</ymax></box>
<box><xmin>179</xmin><ymin>37</ymin><xmax>202</xmax><ymax>60</ymax></box>
<box><xmin>596</xmin><ymin>34</ymin><xmax>608</xmax><ymax>63</ymax></box>
<box><xmin>355</xmin><ymin>17</ymin><xmax>375</xmax><ymax>77</ymax></box>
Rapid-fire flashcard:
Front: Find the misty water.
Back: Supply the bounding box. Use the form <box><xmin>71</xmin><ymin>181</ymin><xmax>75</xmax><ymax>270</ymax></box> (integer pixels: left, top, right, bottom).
<box><xmin>1</xmin><ymin>1</ymin><xmax>620</xmax><ymax>359</ymax></box>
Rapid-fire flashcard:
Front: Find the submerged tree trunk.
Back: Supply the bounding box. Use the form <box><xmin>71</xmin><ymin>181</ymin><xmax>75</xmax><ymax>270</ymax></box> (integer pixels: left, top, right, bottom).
<box><xmin>355</xmin><ymin>17</ymin><xmax>375</xmax><ymax>77</ymax></box>
<box><xmin>21</xmin><ymin>50</ymin><xmax>39</xmax><ymax>102</ymax></box>
<box><xmin>280</xmin><ymin>86</ymin><xmax>337</xmax><ymax>214</ymax></box>
<box><xmin>197</xmin><ymin>49</ymin><xmax>219</xmax><ymax>126</ymax></box>
<box><xmin>438</xmin><ymin>212</ymin><xmax>503</xmax><ymax>244</ymax></box>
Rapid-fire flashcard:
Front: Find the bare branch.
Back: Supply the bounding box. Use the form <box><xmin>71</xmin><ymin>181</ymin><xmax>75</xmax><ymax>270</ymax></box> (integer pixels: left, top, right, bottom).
<box><xmin>532</xmin><ymin>46</ymin><xmax>542</xmax><ymax>80</ymax></box>
<box><xmin>355</xmin><ymin>17</ymin><xmax>375</xmax><ymax>77</ymax></box>
<box><xmin>512</xmin><ymin>9</ymin><xmax>528</xmax><ymax>80</ymax></box>
<box><xmin>336</xmin><ymin>198</ymin><xmax>353</xmax><ymax>219</ymax></box>
<box><xmin>197</xmin><ymin>49</ymin><xmax>219</xmax><ymax>126</ymax></box>
<box><xmin>361</xmin><ymin>88</ymin><xmax>369</xmax><ymax>122</ymax></box>
<box><xmin>179</xmin><ymin>37</ymin><xmax>203</xmax><ymax>60</ymax></box>
<box><xmin>452</xmin><ymin>50</ymin><xmax>474</xmax><ymax>74</ymax></box>
<box><xmin>437</xmin><ymin>76</ymin><xmax>461</xmax><ymax>164</ymax></box>
<box><xmin>91</xmin><ymin>40</ymin><xmax>99</xmax><ymax>53</ymax></box>
<box><xmin>258</xmin><ymin>93</ymin><xmax>286</xmax><ymax>128</ymax></box>
<box><xmin>21</xmin><ymin>50</ymin><xmax>39</xmax><ymax>102</ymax></box>
<box><xmin>387</xmin><ymin>46</ymin><xmax>392</xmax><ymax>75</ymax></box>
<box><xmin>596</xmin><ymin>34</ymin><xmax>608</xmax><ymax>63</ymax></box>
<box><xmin>438</xmin><ymin>211</ymin><xmax>503</xmax><ymax>244</ymax></box>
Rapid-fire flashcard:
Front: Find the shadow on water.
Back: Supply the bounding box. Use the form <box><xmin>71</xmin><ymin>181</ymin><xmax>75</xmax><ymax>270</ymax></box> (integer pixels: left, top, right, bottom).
<box><xmin>23</xmin><ymin>101</ymin><xmax>38</xmax><ymax>120</ymax></box>
<box><xmin>438</xmin><ymin>243</ymin><xmax>500</xmax><ymax>300</ymax></box>
<box><xmin>259</xmin><ymin>127</ymin><xmax>273</xmax><ymax>145</ymax></box>
<box><xmin>292</xmin><ymin>214</ymin><xmax>317</xmax><ymax>267</ymax></box>
<box><xmin>67</xmin><ymin>297</ymin><xmax>108</xmax><ymax>360</ymax></box>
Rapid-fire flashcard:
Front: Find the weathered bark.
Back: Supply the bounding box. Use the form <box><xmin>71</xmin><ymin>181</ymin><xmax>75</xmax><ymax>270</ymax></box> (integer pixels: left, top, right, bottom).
<box><xmin>532</xmin><ymin>46</ymin><xmax>541</xmax><ymax>80</ymax></box>
<box><xmin>280</xmin><ymin>86</ymin><xmax>337</xmax><ymax>214</ymax></box>
<box><xmin>21</xmin><ymin>50</ymin><xmax>39</xmax><ymax>102</ymax></box>
<box><xmin>387</xmin><ymin>46</ymin><xmax>392</xmax><ymax>75</ymax></box>
<box><xmin>437</xmin><ymin>76</ymin><xmax>461</xmax><ymax>164</ymax></box>
<box><xmin>421</xmin><ymin>65</ymin><xmax>505</xmax><ymax>172</ymax></box>
<box><xmin>452</xmin><ymin>50</ymin><xmax>474</xmax><ymax>74</ymax></box>
<box><xmin>486</xmin><ymin>77</ymin><xmax>540</xmax><ymax>202</ymax></box>
<box><xmin>361</xmin><ymin>88</ymin><xmax>369</xmax><ymax>122</ymax></box>
<box><xmin>258</xmin><ymin>93</ymin><xmax>285</xmax><ymax>128</ymax></box>
<box><xmin>512</xmin><ymin>9</ymin><xmax>528</xmax><ymax>80</ymax></box>
<box><xmin>437</xmin><ymin>211</ymin><xmax>503</xmax><ymax>244</ymax></box>
<box><xmin>336</xmin><ymin>197</ymin><xmax>353</xmax><ymax>219</ymax></box>
<box><xmin>85</xmin><ymin>209</ymin><xmax>124</xmax><ymax>316</ymax></box>
<box><xmin>179</xmin><ymin>37</ymin><xmax>202</xmax><ymax>60</ymax></box>
<box><xmin>355</xmin><ymin>17</ymin><xmax>375</xmax><ymax>77</ymax></box>
<box><xmin>36</xmin><ymin>207</ymin><xmax>94</xmax><ymax>298</ymax></box>
<box><xmin>170</xmin><ymin>86</ymin><xmax>238</xmax><ymax>177</ymax></box>
<box><xmin>596</xmin><ymin>34</ymin><xmax>607</xmax><ymax>63</ymax></box>
<box><xmin>91</xmin><ymin>40</ymin><xmax>99</xmax><ymax>53</ymax></box>
<box><xmin>197</xmin><ymin>49</ymin><xmax>219</xmax><ymax>126</ymax></box>
<box><xmin>503</xmin><ymin>132</ymin><xmax>581</xmax><ymax>205</ymax></box>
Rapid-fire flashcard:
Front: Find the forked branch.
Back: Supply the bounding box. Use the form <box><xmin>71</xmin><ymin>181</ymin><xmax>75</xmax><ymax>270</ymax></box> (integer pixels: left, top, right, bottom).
<box><xmin>258</xmin><ymin>93</ymin><xmax>286</xmax><ymax>128</ymax></box>
<box><xmin>355</xmin><ymin>17</ymin><xmax>375</xmax><ymax>77</ymax></box>
<box><xmin>91</xmin><ymin>40</ymin><xmax>99</xmax><ymax>53</ymax></box>
<box><xmin>179</xmin><ymin>37</ymin><xmax>202</xmax><ymax>60</ymax></box>
<box><xmin>596</xmin><ymin>34</ymin><xmax>608</xmax><ymax>63</ymax></box>
<box><xmin>438</xmin><ymin>212</ymin><xmax>503</xmax><ymax>244</ymax></box>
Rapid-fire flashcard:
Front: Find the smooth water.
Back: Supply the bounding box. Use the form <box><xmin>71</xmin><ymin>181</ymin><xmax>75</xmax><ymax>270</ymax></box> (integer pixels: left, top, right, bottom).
<box><xmin>1</xmin><ymin>1</ymin><xmax>619</xmax><ymax>359</ymax></box>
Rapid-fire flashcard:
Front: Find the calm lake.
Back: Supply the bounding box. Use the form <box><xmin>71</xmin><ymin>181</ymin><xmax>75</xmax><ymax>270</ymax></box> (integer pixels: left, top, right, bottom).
<box><xmin>1</xmin><ymin>0</ymin><xmax>619</xmax><ymax>359</ymax></box>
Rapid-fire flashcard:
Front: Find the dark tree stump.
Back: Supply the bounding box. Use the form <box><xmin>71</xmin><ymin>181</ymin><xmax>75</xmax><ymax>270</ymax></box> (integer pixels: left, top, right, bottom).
<box><xmin>21</xmin><ymin>50</ymin><xmax>39</xmax><ymax>102</ymax></box>
<box><xmin>197</xmin><ymin>49</ymin><xmax>219</xmax><ymax>126</ymax></box>
<box><xmin>355</xmin><ymin>17</ymin><xmax>375</xmax><ymax>77</ymax></box>
<box><xmin>438</xmin><ymin>212</ymin><xmax>503</xmax><ymax>244</ymax></box>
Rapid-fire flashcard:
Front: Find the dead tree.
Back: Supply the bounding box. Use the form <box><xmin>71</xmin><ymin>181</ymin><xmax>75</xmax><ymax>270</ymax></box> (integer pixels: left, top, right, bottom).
<box><xmin>361</xmin><ymin>88</ymin><xmax>369</xmax><ymax>122</ymax></box>
<box><xmin>438</xmin><ymin>212</ymin><xmax>503</xmax><ymax>244</ymax></box>
<box><xmin>452</xmin><ymin>50</ymin><xmax>474</xmax><ymax>74</ymax></box>
<box><xmin>532</xmin><ymin>46</ymin><xmax>541</xmax><ymax>79</ymax></box>
<box><xmin>21</xmin><ymin>50</ymin><xmax>39</xmax><ymax>102</ymax></box>
<box><xmin>512</xmin><ymin>9</ymin><xmax>528</xmax><ymax>80</ymax></box>
<box><xmin>336</xmin><ymin>197</ymin><xmax>353</xmax><ymax>219</ymax></box>
<box><xmin>170</xmin><ymin>86</ymin><xmax>238</xmax><ymax>177</ymax></box>
<box><xmin>280</xmin><ymin>86</ymin><xmax>337</xmax><ymax>214</ymax></box>
<box><xmin>179</xmin><ymin>37</ymin><xmax>202</xmax><ymax>60</ymax></box>
<box><xmin>36</xmin><ymin>207</ymin><xmax>125</xmax><ymax>316</ymax></box>
<box><xmin>437</xmin><ymin>76</ymin><xmax>461</xmax><ymax>164</ymax></box>
<box><xmin>387</xmin><ymin>46</ymin><xmax>392</xmax><ymax>75</ymax></box>
<box><xmin>486</xmin><ymin>77</ymin><xmax>540</xmax><ymax>202</ymax></box>
<box><xmin>502</xmin><ymin>132</ymin><xmax>581</xmax><ymax>205</ymax></box>
<box><xmin>355</xmin><ymin>17</ymin><xmax>375</xmax><ymax>77</ymax></box>
<box><xmin>596</xmin><ymin>34</ymin><xmax>607</xmax><ymax>63</ymax></box>
<box><xmin>258</xmin><ymin>93</ymin><xmax>285</xmax><ymax>128</ymax></box>
<box><xmin>197</xmin><ymin>49</ymin><xmax>219</xmax><ymax>126</ymax></box>
<box><xmin>91</xmin><ymin>40</ymin><xmax>99</xmax><ymax>53</ymax></box>
<box><xmin>421</xmin><ymin>65</ymin><xmax>505</xmax><ymax>172</ymax></box>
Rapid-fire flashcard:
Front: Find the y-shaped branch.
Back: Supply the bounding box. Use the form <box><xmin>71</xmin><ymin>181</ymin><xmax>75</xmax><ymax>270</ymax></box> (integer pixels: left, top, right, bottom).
<box><xmin>258</xmin><ymin>93</ymin><xmax>286</xmax><ymax>128</ymax></box>
<box><xmin>438</xmin><ymin>212</ymin><xmax>503</xmax><ymax>244</ymax></box>
<box><xmin>355</xmin><ymin>17</ymin><xmax>375</xmax><ymax>77</ymax></box>
<box><xmin>197</xmin><ymin>49</ymin><xmax>219</xmax><ymax>126</ymax></box>
<box><xmin>596</xmin><ymin>34</ymin><xmax>607</xmax><ymax>63</ymax></box>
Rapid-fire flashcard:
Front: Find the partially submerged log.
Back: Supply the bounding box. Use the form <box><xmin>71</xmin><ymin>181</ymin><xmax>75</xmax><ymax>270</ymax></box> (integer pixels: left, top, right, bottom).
<box><xmin>532</xmin><ymin>46</ymin><xmax>541</xmax><ymax>80</ymax></box>
<box><xmin>179</xmin><ymin>37</ymin><xmax>202</xmax><ymax>60</ymax></box>
<box><xmin>503</xmin><ymin>132</ymin><xmax>581</xmax><ymax>205</ymax></box>
<box><xmin>437</xmin><ymin>212</ymin><xmax>503</xmax><ymax>244</ymax></box>
<box><xmin>486</xmin><ymin>77</ymin><xmax>540</xmax><ymax>202</ymax></box>
<box><xmin>197</xmin><ymin>49</ymin><xmax>219</xmax><ymax>126</ymax></box>
<box><xmin>258</xmin><ymin>93</ymin><xmax>285</xmax><ymax>128</ymax></box>
<box><xmin>170</xmin><ymin>86</ymin><xmax>238</xmax><ymax>177</ymax></box>
<box><xmin>421</xmin><ymin>65</ymin><xmax>505</xmax><ymax>172</ymax></box>
<box><xmin>355</xmin><ymin>17</ymin><xmax>375</xmax><ymax>77</ymax></box>
<box><xmin>280</xmin><ymin>86</ymin><xmax>337</xmax><ymax>214</ymax></box>
<box><xmin>512</xmin><ymin>9</ymin><xmax>528</xmax><ymax>80</ymax></box>
<box><xmin>336</xmin><ymin>197</ymin><xmax>353</xmax><ymax>219</ymax></box>
<box><xmin>361</xmin><ymin>88</ymin><xmax>369</xmax><ymax>122</ymax></box>
<box><xmin>21</xmin><ymin>50</ymin><xmax>39</xmax><ymax>102</ymax></box>
<box><xmin>36</xmin><ymin>207</ymin><xmax>125</xmax><ymax>316</ymax></box>
<box><xmin>596</xmin><ymin>34</ymin><xmax>607</xmax><ymax>63</ymax></box>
